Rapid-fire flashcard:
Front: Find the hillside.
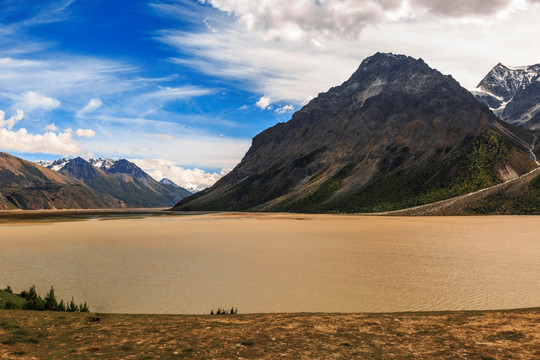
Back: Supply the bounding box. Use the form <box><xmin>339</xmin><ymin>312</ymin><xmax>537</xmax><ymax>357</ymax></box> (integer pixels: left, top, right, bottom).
<box><xmin>174</xmin><ymin>53</ymin><xmax>537</xmax><ymax>213</ymax></box>
<box><xmin>0</xmin><ymin>153</ymin><xmax>123</xmax><ymax>210</ymax></box>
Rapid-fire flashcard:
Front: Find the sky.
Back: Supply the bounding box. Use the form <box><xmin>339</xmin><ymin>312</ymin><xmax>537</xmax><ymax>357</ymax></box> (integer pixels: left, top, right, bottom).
<box><xmin>1</xmin><ymin>0</ymin><xmax>540</xmax><ymax>190</ymax></box>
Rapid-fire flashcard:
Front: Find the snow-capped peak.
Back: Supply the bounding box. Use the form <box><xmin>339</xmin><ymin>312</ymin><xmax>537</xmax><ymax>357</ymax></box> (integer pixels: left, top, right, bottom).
<box><xmin>88</xmin><ymin>158</ymin><xmax>117</xmax><ymax>170</ymax></box>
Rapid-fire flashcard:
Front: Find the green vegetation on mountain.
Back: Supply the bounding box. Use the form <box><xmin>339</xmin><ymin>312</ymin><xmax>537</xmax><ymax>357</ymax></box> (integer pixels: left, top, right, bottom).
<box><xmin>283</xmin><ymin>132</ymin><xmax>533</xmax><ymax>213</ymax></box>
<box><xmin>464</xmin><ymin>172</ymin><xmax>540</xmax><ymax>214</ymax></box>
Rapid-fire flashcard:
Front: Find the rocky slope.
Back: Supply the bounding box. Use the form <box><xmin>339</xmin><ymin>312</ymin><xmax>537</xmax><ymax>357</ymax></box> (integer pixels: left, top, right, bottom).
<box><xmin>40</xmin><ymin>157</ymin><xmax>191</xmax><ymax>207</ymax></box>
<box><xmin>0</xmin><ymin>152</ymin><xmax>123</xmax><ymax>210</ymax></box>
<box><xmin>473</xmin><ymin>63</ymin><xmax>540</xmax><ymax>129</ymax></box>
<box><xmin>174</xmin><ymin>53</ymin><xmax>537</xmax><ymax>213</ymax></box>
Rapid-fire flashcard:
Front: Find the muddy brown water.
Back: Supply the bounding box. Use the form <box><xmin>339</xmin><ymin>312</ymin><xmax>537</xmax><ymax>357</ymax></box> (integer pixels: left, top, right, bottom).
<box><xmin>1</xmin><ymin>213</ymin><xmax>539</xmax><ymax>314</ymax></box>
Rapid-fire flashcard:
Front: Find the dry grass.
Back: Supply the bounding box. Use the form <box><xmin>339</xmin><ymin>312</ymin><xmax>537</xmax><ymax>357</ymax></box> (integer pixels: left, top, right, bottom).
<box><xmin>1</xmin><ymin>308</ymin><xmax>539</xmax><ymax>359</ymax></box>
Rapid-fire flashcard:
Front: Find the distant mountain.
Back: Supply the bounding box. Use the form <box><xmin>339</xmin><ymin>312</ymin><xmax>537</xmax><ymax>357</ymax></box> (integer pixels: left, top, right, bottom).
<box><xmin>0</xmin><ymin>152</ymin><xmax>123</xmax><ymax>210</ymax></box>
<box><xmin>160</xmin><ymin>178</ymin><xmax>181</xmax><ymax>188</ymax></box>
<box><xmin>473</xmin><ymin>63</ymin><xmax>540</xmax><ymax>129</ymax></box>
<box><xmin>174</xmin><ymin>53</ymin><xmax>537</xmax><ymax>213</ymax></box>
<box><xmin>40</xmin><ymin>157</ymin><xmax>191</xmax><ymax>207</ymax></box>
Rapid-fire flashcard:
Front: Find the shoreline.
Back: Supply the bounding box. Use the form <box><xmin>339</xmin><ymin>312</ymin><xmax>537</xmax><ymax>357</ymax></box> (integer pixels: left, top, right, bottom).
<box><xmin>1</xmin><ymin>307</ymin><xmax>538</xmax><ymax>359</ymax></box>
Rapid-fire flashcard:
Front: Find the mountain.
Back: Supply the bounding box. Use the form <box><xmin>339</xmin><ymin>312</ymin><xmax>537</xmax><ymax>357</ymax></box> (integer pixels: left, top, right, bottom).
<box><xmin>473</xmin><ymin>63</ymin><xmax>540</xmax><ymax>129</ymax></box>
<box><xmin>0</xmin><ymin>152</ymin><xmax>123</xmax><ymax>210</ymax></box>
<box><xmin>174</xmin><ymin>53</ymin><xmax>537</xmax><ymax>213</ymax></box>
<box><xmin>40</xmin><ymin>157</ymin><xmax>191</xmax><ymax>207</ymax></box>
<box><xmin>160</xmin><ymin>178</ymin><xmax>181</xmax><ymax>188</ymax></box>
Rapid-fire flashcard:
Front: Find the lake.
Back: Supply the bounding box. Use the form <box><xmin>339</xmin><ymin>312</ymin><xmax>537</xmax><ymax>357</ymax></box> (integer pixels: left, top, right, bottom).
<box><xmin>1</xmin><ymin>213</ymin><xmax>539</xmax><ymax>314</ymax></box>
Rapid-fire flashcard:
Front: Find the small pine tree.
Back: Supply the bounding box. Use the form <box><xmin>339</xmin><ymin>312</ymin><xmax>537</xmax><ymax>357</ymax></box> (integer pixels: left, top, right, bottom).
<box><xmin>230</xmin><ymin>307</ymin><xmax>235</xmax><ymax>315</ymax></box>
<box><xmin>210</xmin><ymin>310</ymin><xmax>214</xmax><ymax>315</ymax></box>
<box><xmin>79</xmin><ymin>302</ymin><xmax>89</xmax><ymax>313</ymax></box>
<box><xmin>44</xmin><ymin>286</ymin><xmax>58</xmax><ymax>311</ymax></box>
<box><xmin>68</xmin><ymin>297</ymin><xmax>78</xmax><ymax>312</ymax></box>
<box><xmin>24</xmin><ymin>285</ymin><xmax>45</xmax><ymax>311</ymax></box>
<box><xmin>57</xmin><ymin>299</ymin><xmax>66</xmax><ymax>311</ymax></box>
<box><xmin>4</xmin><ymin>285</ymin><xmax>13</xmax><ymax>293</ymax></box>
<box><xmin>234</xmin><ymin>307</ymin><xmax>238</xmax><ymax>314</ymax></box>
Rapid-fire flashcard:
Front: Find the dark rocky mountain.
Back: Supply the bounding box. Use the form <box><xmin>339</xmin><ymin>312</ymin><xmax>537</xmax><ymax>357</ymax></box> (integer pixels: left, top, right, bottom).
<box><xmin>0</xmin><ymin>152</ymin><xmax>123</xmax><ymax>210</ymax></box>
<box><xmin>174</xmin><ymin>53</ymin><xmax>538</xmax><ymax>213</ymax></box>
<box><xmin>473</xmin><ymin>63</ymin><xmax>540</xmax><ymax>129</ymax></box>
<box><xmin>42</xmin><ymin>157</ymin><xmax>191</xmax><ymax>207</ymax></box>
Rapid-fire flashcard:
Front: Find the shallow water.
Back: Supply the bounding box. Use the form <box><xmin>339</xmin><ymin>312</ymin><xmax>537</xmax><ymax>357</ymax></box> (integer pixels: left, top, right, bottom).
<box><xmin>1</xmin><ymin>213</ymin><xmax>539</xmax><ymax>314</ymax></box>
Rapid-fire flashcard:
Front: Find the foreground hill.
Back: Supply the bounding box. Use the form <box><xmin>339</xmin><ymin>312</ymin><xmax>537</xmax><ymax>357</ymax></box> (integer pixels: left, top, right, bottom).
<box><xmin>0</xmin><ymin>309</ymin><xmax>538</xmax><ymax>359</ymax></box>
<box><xmin>0</xmin><ymin>153</ymin><xmax>122</xmax><ymax>210</ymax></box>
<box><xmin>40</xmin><ymin>157</ymin><xmax>191</xmax><ymax>207</ymax></box>
<box><xmin>174</xmin><ymin>53</ymin><xmax>537</xmax><ymax>213</ymax></box>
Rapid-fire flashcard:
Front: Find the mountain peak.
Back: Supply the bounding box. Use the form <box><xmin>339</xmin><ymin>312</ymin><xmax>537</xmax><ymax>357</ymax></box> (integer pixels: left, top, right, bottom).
<box><xmin>474</xmin><ymin>61</ymin><xmax>540</xmax><ymax>129</ymax></box>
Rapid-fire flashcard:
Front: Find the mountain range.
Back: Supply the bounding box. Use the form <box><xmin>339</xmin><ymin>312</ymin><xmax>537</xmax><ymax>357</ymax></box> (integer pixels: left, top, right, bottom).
<box><xmin>174</xmin><ymin>53</ymin><xmax>540</xmax><ymax>214</ymax></box>
<box><xmin>2</xmin><ymin>52</ymin><xmax>540</xmax><ymax>213</ymax></box>
<box><xmin>37</xmin><ymin>157</ymin><xmax>192</xmax><ymax>208</ymax></box>
<box><xmin>0</xmin><ymin>155</ymin><xmax>191</xmax><ymax>210</ymax></box>
<box><xmin>0</xmin><ymin>153</ymin><xmax>123</xmax><ymax>210</ymax></box>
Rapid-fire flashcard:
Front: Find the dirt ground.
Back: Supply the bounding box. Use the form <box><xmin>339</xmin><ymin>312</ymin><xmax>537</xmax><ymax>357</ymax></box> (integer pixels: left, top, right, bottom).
<box><xmin>1</xmin><ymin>308</ymin><xmax>539</xmax><ymax>359</ymax></box>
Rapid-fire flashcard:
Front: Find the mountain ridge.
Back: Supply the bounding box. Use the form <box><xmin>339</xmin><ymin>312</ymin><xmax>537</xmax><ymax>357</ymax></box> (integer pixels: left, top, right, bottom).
<box><xmin>0</xmin><ymin>152</ymin><xmax>124</xmax><ymax>210</ymax></box>
<box><xmin>39</xmin><ymin>157</ymin><xmax>192</xmax><ymax>207</ymax></box>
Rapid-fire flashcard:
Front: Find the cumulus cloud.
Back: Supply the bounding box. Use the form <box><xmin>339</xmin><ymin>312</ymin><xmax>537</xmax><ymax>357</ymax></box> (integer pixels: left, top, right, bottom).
<box><xmin>45</xmin><ymin>123</ymin><xmax>59</xmax><ymax>131</ymax></box>
<box><xmin>129</xmin><ymin>158</ymin><xmax>230</xmax><ymax>192</ymax></box>
<box><xmin>199</xmin><ymin>0</ymin><xmax>403</xmax><ymax>41</ymax></box>
<box><xmin>0</xmin><ymin>128</ymin><xmax>82</xmax><ymax>155</ymax></box>
<box><xmin>75</xmin><ymin>128</ymin><xmax>96</xmax><ymax>138</ymax></box>
<box><xmin>76</xmin><ymin>98</ymin><xmax>103</xmax><ymax>117</ymax></box>
<box><xmin>0</xmin><ymin>109</ymin><xmax>24</xmax><ymax>130</ymax></box>
<box><xmin>20</xmin><ymin>91</ymin><xmax>60</xmax><ymax>110</ymax></box>
<box><xmin>255</xmin><ymin>95</ymin><xmax>271</xmax><ymax>109</ymax></box>
<box><xmin>275</xmin><ymin>104</ymin><xmax>294</xmax><ymax>114</ymax></box>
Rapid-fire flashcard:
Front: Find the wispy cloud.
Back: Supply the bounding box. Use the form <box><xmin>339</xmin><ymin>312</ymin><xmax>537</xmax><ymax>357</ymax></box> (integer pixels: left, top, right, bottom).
<box><xmin>0</xmin><ymin>109</ymin><xmax>24</xmax><ymax>130</ymax></box>
<box><xmin>76</xmin><ymin>98</ymin><xmax>103</xmax><ymax>118</ymax></box>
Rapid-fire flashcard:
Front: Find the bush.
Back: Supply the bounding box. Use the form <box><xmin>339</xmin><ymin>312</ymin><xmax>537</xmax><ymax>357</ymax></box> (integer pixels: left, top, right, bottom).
<box><xmin>4</xmin><ymin>300</ymin><xmax>16</xmax><ymax>309</ymax></box>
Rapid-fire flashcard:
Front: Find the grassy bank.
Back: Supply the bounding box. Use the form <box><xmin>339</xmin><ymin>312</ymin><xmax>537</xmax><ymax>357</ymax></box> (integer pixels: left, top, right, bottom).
<box><xmin>1</xmin><ymin>308</ymin><xmax>539</xmax><ymax>359</ymax></box>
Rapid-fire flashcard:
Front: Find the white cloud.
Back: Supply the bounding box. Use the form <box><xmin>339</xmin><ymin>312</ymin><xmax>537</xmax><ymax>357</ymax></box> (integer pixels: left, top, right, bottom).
<box><xmin>0</xmin><ymin>128</ymin><xmax>81</xmax><ymax>155</ymax></box>
<box><xmin>275</xmin><ymin>104</ymin><xmax>294</xmax><ymax>114</ymax></box>
<box><xmin>255</xmin><ymin>95</ymin><xmax>271</xmax><ymax>109</ymax></box>
<box><xmin>18</xmin><ymin>91</ymin><xmax>60</xmax><ymax>110</ymax></box>
<box><xmin>76</xmin><ymin>98</ymin><xmax>103</xmax><ymax>117</ymax></box>
<box><xmin>20</xmin><ymin>91</ymin><xmax>60</xmax><ymax>110</ymax></box>
<box><xmin>155</xmin><ymin>133</ymin><xmax>175</xmax><ymax>140</ymax></box>
<box><xmin>130</xmin><ymin>158</ymin><xmax>231</xmax><ymax>192</ymax></box>
<box><xmin>198</xmin><ymin>0</ymin><xmax>402</xmax><ymax>42</ymax></box>
<box><xmin>45</xmin><ymin>123</ymin><xmax>59</xmax><ymax>131</ymax></box>
<box><xmin>0</xmin><ymin>109</ymin><xmax>24</xmax><ymax>130</ymax></box>
<box><xmin>160</xmin><ymin>0</ymin><xmax>540</xmax><ymax>101</ymax></box>
<box><xmin>75</xmin><ymin>128</ymin><xmax>96</xmax><ymax>138</ymax></box>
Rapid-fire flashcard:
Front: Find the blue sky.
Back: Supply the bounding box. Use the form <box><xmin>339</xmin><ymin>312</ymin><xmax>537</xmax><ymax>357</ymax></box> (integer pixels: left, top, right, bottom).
<box><xmin>1</xmin><ymin>0</ymin><xmax>540</xmax><ymax>189</ymax></box>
